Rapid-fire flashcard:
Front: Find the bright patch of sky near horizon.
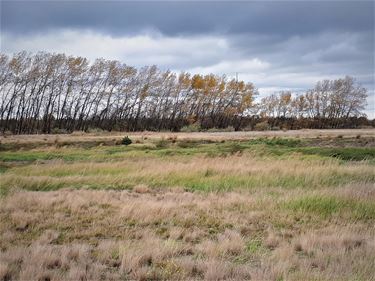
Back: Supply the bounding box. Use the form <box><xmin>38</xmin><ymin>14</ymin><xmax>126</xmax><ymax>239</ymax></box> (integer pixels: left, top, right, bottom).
<box><xmin>1</xmin><ymin>1</ymin><xmax>374</xmax><ymax>117</ymax></box>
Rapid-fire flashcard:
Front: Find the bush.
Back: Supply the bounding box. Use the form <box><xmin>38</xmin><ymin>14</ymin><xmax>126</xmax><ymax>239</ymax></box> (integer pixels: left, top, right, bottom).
<box><xmin>121</xmin><ymin>136</ymin><xmax>132</xmax><ymax>146</ymax></box>
<box><xmin>254</xmin><ymin>121</ymin><xmax>270</xmax><ymax>131</ymax></box>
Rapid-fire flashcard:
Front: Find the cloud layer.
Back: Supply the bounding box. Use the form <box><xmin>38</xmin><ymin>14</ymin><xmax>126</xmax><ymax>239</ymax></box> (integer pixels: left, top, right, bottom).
<box><xmin>1</xmin><ymin>1</ymin><xmax>374</xmax><ymax>117</ymax></box>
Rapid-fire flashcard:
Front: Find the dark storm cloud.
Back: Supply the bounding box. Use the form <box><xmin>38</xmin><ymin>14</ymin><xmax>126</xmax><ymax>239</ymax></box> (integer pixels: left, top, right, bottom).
<box><xmin>1</xmin><ymin>0</ymin><xmax>374</xmax><ymax>117</ymax></box>
<box><xmin>1</xmin><ymin>1</ymin><xmax>374</xmax><ymax>36</ymax></box>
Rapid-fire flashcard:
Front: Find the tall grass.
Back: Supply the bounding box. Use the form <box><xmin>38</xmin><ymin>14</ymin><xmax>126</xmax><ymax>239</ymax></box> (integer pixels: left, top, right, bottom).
<box><xmin>285</xmin><ymin>195</ymin><xmax>375</xmax><ymax>221</ymax></box>
<box><xmin>1</xmin><ymin>155</ymin><xmax>374</xmax><ymax>195</ymax></box>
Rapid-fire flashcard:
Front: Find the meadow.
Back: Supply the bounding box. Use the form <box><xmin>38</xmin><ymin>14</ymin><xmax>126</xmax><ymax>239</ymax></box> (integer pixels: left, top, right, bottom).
<box><xmin>0</xmin><ymin>129</ymin><xmax>375</xmax><ymax>280</ymax></box>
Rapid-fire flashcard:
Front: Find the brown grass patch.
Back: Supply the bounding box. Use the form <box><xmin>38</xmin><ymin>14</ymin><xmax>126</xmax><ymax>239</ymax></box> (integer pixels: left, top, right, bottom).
<box><xmin>0</xmin><ymin>188</ymin><xmax>374</xmax><ymax>280</ymax></box>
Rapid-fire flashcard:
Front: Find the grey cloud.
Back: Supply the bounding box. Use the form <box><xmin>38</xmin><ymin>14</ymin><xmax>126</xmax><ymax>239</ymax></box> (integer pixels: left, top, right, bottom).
<box><xmin>1</xmin><ymin>1</ymin><xmax>373</xmax><ymax>37</ymax></box>
<box><xmin>1</xmin><ymin>0</ymin><xmax>374</xmax><ymax>117</ymax></box>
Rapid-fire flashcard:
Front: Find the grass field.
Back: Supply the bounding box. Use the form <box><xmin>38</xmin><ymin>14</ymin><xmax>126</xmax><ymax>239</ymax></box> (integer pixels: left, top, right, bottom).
<box><xmin>1</xmin><ymin>129</ymin><xmax>375</xmax><ymax>280</ymax></box>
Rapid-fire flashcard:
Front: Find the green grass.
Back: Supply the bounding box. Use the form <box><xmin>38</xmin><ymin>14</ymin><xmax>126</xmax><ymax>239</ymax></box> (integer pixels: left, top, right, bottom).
<box><xmin>1</xmin><ymin>138</ymin><xmax>374</xmax><ymax>163</ymax></box>
<box><xmin>296</xmin><ymin>147</ymin><xmax>375</xmax><ymax>161</ymax></box>
<box><xmin>0</xmin><ymin>137</ymin><xmax>374</xmax><ymax>195</ymax></box>
<box><xmin>246</xmin><ymin>238</ymin><xmax>267</xmax><ymax>254</ymax></box>
<box><xmin>248</xmin><ymin>137</ymin><xmax>302</xmax><ymax>147</ymax></box>
<box><xmin>1</xmin><ymin>161</ymin><xmax>373</xmax><ymax>195</ymax></box>
<box><xmin>285</xmin><ymin>195</ymin><xmax>375</xmax><ymax>221</ymax></box>
<box><xmin>0</xmin><ymin>164</ymin><xmax>8</xmax><ymax>174</ymax></box>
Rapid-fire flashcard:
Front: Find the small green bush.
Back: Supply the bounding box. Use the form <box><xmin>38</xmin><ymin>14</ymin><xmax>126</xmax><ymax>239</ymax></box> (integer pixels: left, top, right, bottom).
<box><xmin>121</xmin><ymin>136</ymin><xmax>132</xmax><ymax>146</ymax></box>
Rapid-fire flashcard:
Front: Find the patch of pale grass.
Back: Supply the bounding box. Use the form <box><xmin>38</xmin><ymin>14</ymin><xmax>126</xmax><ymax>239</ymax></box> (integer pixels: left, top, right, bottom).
<box><xmin>132</xmin><ymin>184</ymin><xmax>151</xmax><ymax>193</ymax></box>
<box><xmin>333</xmin><ymin>183</ymin><xmax>375</xmax><ymax>201</ymax></box>
<box><xmin>1</xmin><ymin>129</ymin><xmax>374</xmax><ymax>144</ymax></box>
<box><xmin>1</xmin><ymin>188</ymin><xmax>374</xmax><ymax>280</ymax></box>
<box><xmin>198</xmin><ymin>229</ymin><xmax>245</xmax><ymax>258</ymax></box>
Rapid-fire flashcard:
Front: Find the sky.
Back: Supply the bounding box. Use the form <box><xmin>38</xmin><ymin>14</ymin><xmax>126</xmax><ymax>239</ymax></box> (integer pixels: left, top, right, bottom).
<box><xmin>1</xmin><ymin>0</ymin><xmax>374</xmax><ymax>117</ymax></box>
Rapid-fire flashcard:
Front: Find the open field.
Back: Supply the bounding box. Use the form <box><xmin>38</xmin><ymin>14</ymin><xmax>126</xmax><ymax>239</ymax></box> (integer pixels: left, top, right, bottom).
<box><xmin>1</xmin><ymin>128</ymin><xmax>374</xmax><ymax>146</ymax></box>
<box><xmin>1</xmin><ymin>129</ymin><xmax>375</xmax><ymax>280</ymax></box>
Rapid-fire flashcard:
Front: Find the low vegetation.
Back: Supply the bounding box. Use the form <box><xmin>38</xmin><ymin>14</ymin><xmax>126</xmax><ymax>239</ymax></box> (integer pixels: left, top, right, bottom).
<box><xmin>121</xmin><ymin>136</ymin><xmax>132</xmax><ymax>146</ymax></box>
<box><xmin>0</xmin><ymin>130</ymin><xmax>374</xmax><ymax>280</ymax></box>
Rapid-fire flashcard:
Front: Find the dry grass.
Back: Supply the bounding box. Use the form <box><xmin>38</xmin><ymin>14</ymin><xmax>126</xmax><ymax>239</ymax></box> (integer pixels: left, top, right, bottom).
<box><xmin>1</xmin><ymin>128</ymin><xmax>374</xmax><ymax>145</ymax></box>
<box><xmin>1</xmin><ymin>186</ymin><xmax>375</xmax><ymax>280</ymax></box>
<box><xmin>0</xmin><ymin>131</ymin><xmax>374</xmax><ymax>280</ymax></box>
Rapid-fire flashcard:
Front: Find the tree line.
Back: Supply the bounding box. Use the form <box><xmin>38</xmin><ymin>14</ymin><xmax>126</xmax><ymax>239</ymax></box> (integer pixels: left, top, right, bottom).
<box><xmin>0</xmin><ymin>52</ymin><xmax>371</xmax><ymax>134</ymax></box>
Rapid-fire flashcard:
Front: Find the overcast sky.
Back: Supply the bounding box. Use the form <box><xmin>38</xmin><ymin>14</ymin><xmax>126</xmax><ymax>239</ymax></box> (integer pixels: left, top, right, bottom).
<box><xmin>1</xmin><ymin>0</ymin><xmax>374</xmax><ymax>117</ymax></box>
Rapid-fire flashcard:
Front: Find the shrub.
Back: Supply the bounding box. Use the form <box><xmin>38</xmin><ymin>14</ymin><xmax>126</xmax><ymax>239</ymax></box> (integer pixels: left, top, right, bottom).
<box><xmin>121</xmin><ymin>136</ymin><xmax>132</xmax><ymax>146</ymax></box>
<box><xmin>254</xmin><ymin>121</ymin><xmax>270</xmax><ymax>131</ymax></box>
